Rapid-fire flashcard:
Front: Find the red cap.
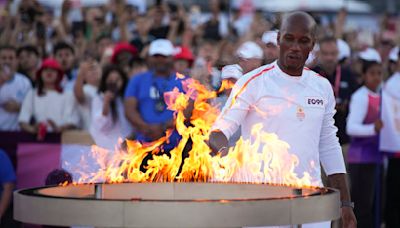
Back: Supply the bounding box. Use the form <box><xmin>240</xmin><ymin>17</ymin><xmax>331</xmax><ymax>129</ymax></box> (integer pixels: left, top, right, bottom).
<box><xmin>174</xmin><ymin>46</ymin><xmax>194</xmax><ymax>66</ymax></box>
<box><xmin>111</xmin><ymin>42</ymin><xmax>138</xmax><ymax>64</ymax></box>
<box><xmin>36</xmin><ymin>58</ymin><xmax>64</xmax><ymax>94</ymax></box>
<box><xmin>36</xmin><ymin>58</ymin><xmax>64</xmax><ymax>80</ymax></box>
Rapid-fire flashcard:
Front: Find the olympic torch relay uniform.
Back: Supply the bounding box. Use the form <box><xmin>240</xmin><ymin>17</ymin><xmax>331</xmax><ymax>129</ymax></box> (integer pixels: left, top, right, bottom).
<box><xmin>213</xmin><ymin>61</ymin><xmax>347</xmax><ymax>186</ymax></box>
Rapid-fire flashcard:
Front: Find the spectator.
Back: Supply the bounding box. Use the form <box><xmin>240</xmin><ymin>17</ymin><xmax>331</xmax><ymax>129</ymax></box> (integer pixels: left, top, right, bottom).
<box><xmin>124</xmin><ymin>39</ymin><xmax>185</xmax><ymax>170</ymax></box>
<box><xmin>230</xmin><ymin>7</ymin><xmax>252</xmax><ymax>37</ymax></box>
<box><xmin>235</xmin><ymin>41</ymin><xmax>264</xmax><ymax>74</ymax></box>
<box><xmin>346</xmin><ymin>54</ymin><xmax>383</xmax><ymax>228</ymax></box>
<box><xmin>0</xmin><ymin>149</ymin><xmax>17</xmax><ymax>227</ymax></box>
<box><xmin>95</xmin><ymin>33</ymin><xmax>113</xmax><ymax>61</ymax></box>
<box><xmin>387</xmin><ymin>46</ymin><xmax>399</xmax><ymax>77</ymax></box>
<box><xmin>200</xmin><ymin>0</ymin><xmax>229</xmax><ymax>41</ymax></box>
<box><xmin>110</xmin><ymin>42</ymin><xmax>138</xmax><ymax>76</ymax></box>
<box><xmin>312</xmin><ymin>36</ymin><xmax>358</xmax><ymax>146</ymax></box>
<box><xmin>74</xmin><ymin>57</ymin><xmax>101</xmax><ymax>131</ymax></box>
<box><xmin>213</xmin><ymin>64</ymin><xmax>243</xmax><ymax>148</ymax></box>
<box><xmin>17</xmin><ymin>44</ymin><xmax>40</xmax><ymax>86</ymax></box>
<box><xmin>90</xmin><ymin>64</ymin><xmax>132</xmax><ymax>150</ymax></box>
<box><xmin>193</xmin><ymin>40</ymin><xmax>219</xmax><ymax>69</ymax></box>
<box><xmin>261</xmin><ymin>30</ymin><xmax>279</xmax><ymax>64</ymax></box>
<box><xmin>173</xmin><ymin>46</ymin><xmax>194</xmax><ymax>76</ymax></box>
<box><xmin>337</xmin><ymin>38</ymin><xmax>351</xmax><ymax>66</ymax></box>
<box><xmin>53</xmin><ymin>41</ymin><xmax>78</xmax><ymax>90</ymax></box>
<box><xmin>130</xmin><ymin>14</ymin><xmax>155</xmax><ymax>56</ymax></box>
<box><xmin>128</xmin><ymin>56</ymin><xmax>148</xmax><ymax>79</ymax></box>
<box><xmin>166</xmin><ymin>2</ymin><xmax>191</xmax><ymax>46</ymax></box>
<box><xmin>0</xmin><ymin>45</ymin><xmax>32</xmax><ymax>131</ymax></box>
<box><xmin>383</xmin><ymin>47</ymin><xmax>400</xmax><ymax>228</ymax></box>
<box><xmin>83</xmin><ymin>6</ymin><xmax>109</xmax><ymax>42</ymax></box>
<box><xmin>111</xmin><ymin>0</ymin><xmax>140</xmax><ymax>42</ymax></box>
<box><xmin>148</xmin><ymin>4</ymin><xmax>170</xmax><ymax>39</ymax></box>
<box><xmin>18</xmin><ymin>58</ymin><xmax>79</xmax><ymax>136</ymax></box>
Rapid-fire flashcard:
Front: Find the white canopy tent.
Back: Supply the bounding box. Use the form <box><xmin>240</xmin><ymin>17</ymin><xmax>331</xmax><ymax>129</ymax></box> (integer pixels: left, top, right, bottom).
<box><xmin>232</xmin><ymin>0</ymin><xmax>372</xmax><ymax>13</ymax></box>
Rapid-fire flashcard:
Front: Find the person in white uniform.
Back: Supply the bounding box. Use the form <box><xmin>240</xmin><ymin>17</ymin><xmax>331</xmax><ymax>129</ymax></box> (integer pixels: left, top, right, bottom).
<box><xmin>209</xmin><ymin>11</ymin><xmax>356</xmax><ymax>228</ymax></box>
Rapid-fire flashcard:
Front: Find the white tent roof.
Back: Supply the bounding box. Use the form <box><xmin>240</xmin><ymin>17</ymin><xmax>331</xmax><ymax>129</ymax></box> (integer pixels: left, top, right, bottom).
<box><xmin>233</xmin><ymin>0</ymin><xmax>371</xmax><ymax>13</ymax></box>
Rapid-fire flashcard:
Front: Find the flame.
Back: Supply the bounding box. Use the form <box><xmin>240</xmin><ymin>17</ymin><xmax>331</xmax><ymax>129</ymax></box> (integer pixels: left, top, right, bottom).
<box><xmin>73</xmin><ymin>77</ymin><xmax>317</xmax><ymax>188</ymax></box>
<box><xmin>217</xmin><ymin>79</ymin><xmax>236</xmax><ymax>94</ymax></box>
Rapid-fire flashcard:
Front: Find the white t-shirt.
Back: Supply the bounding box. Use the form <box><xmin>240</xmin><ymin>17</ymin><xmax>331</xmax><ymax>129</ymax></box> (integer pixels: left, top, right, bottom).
<box><xmin>213</xmin><ymin>61</ymin><xmax>346</xmax><ymax>185</ymax></box>
<box><xmin>89</xmin><ymin>94</ymin><xmax>133</xmax><ymax>151</ymax></box>
<box><xmin>380</xmin><ymin>72</ymin><xmax>400</xmax><ymax>152</ymax></box>
<box><xmin>346</xmin><ymin>86</ymin><xmax>379</xmax><ymax>136</ymax></box>
<box><xmin>0</xmin><ymin>73</ymin><xmax>32</xmax><ymax>131</ymax></box>
<box><xmin>77</xmin><ymin>84</ymin><xmax>97</xmax><ymax>131</ymax></box>
<box><xmin>18</xmin><ymin>89</ymin><xmax>80</xmax><ymax>131</ymax></box>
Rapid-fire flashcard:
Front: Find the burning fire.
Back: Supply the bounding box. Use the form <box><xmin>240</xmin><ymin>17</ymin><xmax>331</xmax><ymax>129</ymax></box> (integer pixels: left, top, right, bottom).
<box><xmin>73</xmin><ymin>77</ymin><xmax>316</xmax><ymax>187</ymax></box>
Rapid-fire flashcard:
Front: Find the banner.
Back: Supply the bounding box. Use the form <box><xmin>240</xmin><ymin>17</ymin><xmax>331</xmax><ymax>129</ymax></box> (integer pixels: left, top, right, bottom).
<box><xmin>0</xmin><ymin>130</ymin><xmax>96</xmax><ymax>189</ymax></box>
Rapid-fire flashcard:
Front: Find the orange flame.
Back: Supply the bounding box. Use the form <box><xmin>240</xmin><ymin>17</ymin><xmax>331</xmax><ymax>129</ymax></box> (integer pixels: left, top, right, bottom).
<box><xmin>74</xmin><ymin>78</ymin><xmax>316</xmax><ymax>187</ymax></box>
<box><xmin>217</xmin><ymin>79</ymin><xmax>236</xmax><ymax>94</ymax></box>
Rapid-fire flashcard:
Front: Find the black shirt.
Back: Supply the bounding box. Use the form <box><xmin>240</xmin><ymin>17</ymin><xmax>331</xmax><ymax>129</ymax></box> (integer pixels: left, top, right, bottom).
<box><xmin>312</xmin><ymin>65</ymin><xmax>358</xmax><ymax>145</ymax></box>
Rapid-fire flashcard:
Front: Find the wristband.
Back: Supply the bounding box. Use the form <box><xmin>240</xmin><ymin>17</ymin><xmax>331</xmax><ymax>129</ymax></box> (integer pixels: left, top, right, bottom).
<box><xmin>341</xmin><ymin>201</ymin><xmax>354</xmax><ymax>209</ymax></box>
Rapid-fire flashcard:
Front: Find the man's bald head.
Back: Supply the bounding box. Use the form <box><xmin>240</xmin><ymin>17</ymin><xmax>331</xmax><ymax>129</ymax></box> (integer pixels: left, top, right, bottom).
<box><xmin>277</xmin><ymin>11</ymin><xmax>316</xmax><ymax>76</ymax></box>
<box><xmin>280</xmin><ymin>11</ymin><xmax>317</xmax><ymax>38</ymax></box>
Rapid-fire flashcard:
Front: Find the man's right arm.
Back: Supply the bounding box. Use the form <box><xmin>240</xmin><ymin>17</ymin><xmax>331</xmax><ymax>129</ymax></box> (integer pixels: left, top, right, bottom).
<box><xmin>208</xmin><ymin>70</ymin><xmax>258</xmax><ymax>154</ymax></box>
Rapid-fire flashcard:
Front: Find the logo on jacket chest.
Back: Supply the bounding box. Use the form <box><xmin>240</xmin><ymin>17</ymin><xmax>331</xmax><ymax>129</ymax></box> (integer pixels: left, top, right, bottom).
<box><xmin>305</xmin><ymin>97</ymin><xmax>324</xmax><ymax>107</ymax></box>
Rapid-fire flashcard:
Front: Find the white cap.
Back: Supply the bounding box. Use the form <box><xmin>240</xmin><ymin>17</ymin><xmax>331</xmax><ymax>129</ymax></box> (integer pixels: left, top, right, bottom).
<box><xmin>236</xmin><ymin>41</ymin><xmax>263</xmax><ymax>59</ymax></box>
<box><xmin>262</xmin><ymin>30</ymin><xmax>278</xmax><ymax>46</ymax></box>
<box><xmin>358</xmin><ymin>48</ymin><xmax>382</xmax><ymax>63</ymax></box>
<box><xmin>337</xmin><ymin>39</ymin><xmax>350</xmax><ymax>60</ymax></box>
<box><xmin>389</xmin><ymin>46</ymin><xmax>399</xmax><ymax>62</ymax></box>
<box><xmin>149</xmin><ymin>39</ymin><xmax>175</xmax><ymax>56</ymax></box>
<box><xmin>305</xmin><ymin>44</ymin><xmax>319</xmax><ymax>66</ymax></box>
<box><xmin>221</xmin><ymin>64</ymin><xmax>243</xmax><ymax>80</ymax></box>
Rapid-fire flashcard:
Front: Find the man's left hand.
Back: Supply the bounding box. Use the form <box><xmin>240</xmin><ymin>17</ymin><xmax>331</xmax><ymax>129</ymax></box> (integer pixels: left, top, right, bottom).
<box><xmin>341</xmin><ymin>207</ymin><xmax>357</xmax><ymax>228</ymax></box>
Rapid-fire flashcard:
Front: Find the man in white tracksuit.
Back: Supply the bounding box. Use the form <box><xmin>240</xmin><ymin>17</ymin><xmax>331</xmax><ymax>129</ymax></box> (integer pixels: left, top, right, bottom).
<box><xmin>209</xmin><ymin>11</ymin><xmax>357</xmax><ymax>228</ymax></box>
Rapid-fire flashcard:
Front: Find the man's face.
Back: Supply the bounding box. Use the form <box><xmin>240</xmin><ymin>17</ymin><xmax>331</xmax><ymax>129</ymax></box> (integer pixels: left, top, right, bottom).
<box><xmin>278</xmin><ymin>23</ymin><xmax>315</xmax><ymax>72</ymax></box>
<box><xmin>150</xmin><ymin>55</ymin><xmax>173</xmax><ymax>74</ymax></box>
<box><xmin>55</xmin><ymin>49</ymin><xmax>75</xmax><ymax>71</ymax></box>
<box><xmin>116</xmin><ymin>51</ymin><xmax>133</xmax><ymax>66</ymax></box>
<box><xmin>264</xmin><ymin>43</ymin><xmax>279</xmax><ymax>64</ymax></box>
<box><xmin>0</xmin><ymin>49</ymin><xmax>18</xmax><ymax>73</ymax></box>
<box><xmin>174</xmin><ymin>59</ymin><xmax>190</xmax><ymax>74</ymax></box>
<box><xmin>18</xmin><ymin>51</ymin><xmax>39</xmax><ymax>71</ymax></box>
<box><xmin>318</xmin><ymin>41</ymin><xmax>339</xmax><ymax>70</ymax></box>
<box><xmin>97</xmin><ymin>38</ymin><xmax>113</xmax><ymax>58</ymax></box>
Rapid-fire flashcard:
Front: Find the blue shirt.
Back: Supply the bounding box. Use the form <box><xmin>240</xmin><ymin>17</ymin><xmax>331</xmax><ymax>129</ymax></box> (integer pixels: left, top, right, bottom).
<box><xmin>0</xmin><ymin>149</ymin><xmax>16</xmax><ymax>195</ymax></box>
<box><xmin>125</xmin><ymin>71</ymin><xmax>185</xmax><ymax>149</ymax></box>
